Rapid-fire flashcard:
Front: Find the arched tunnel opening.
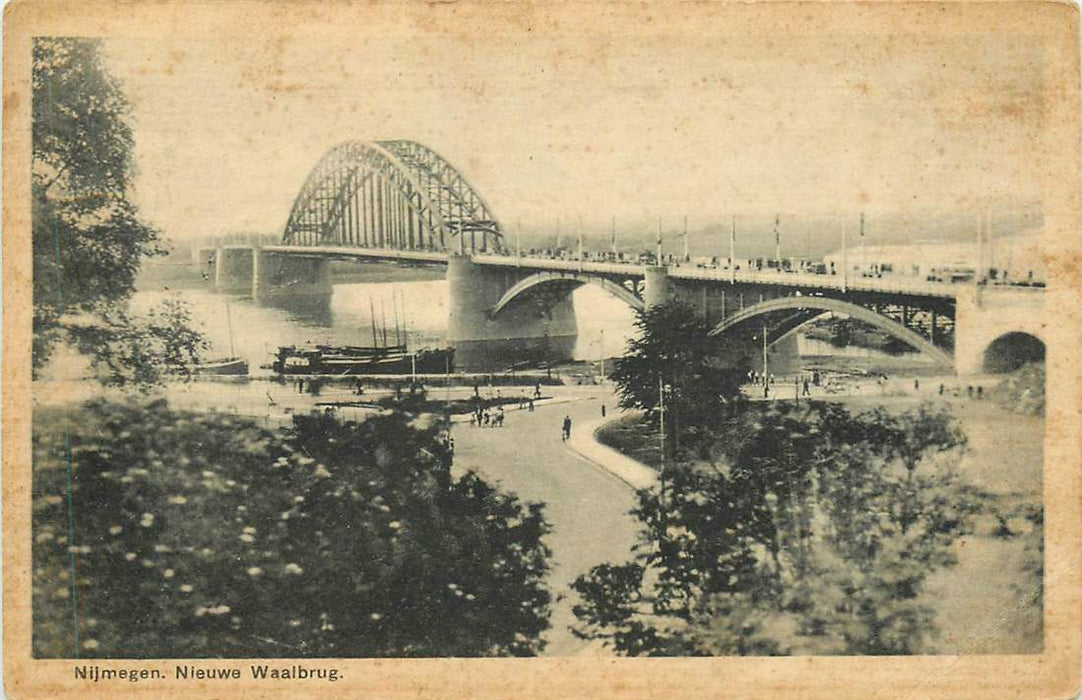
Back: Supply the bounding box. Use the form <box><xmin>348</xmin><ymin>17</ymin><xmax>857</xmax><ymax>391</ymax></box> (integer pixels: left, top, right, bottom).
<box><xmin>982</xmin><ymin>332</ymin><xmax>1046</xmax><ymax>374</ymax></box>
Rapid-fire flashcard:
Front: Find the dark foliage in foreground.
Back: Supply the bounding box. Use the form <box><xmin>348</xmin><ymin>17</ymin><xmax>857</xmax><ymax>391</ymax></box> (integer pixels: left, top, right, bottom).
<box><xmin>33</xmin><ymin>37</ymin><xmax>205</xmax><ymax>384</ymax></box>
<box><xmin>572</xmin><ymin>401</ymin><xmax>989</xmax><ymax>656</ymax></box>
<box><xmin>33</xmin><ymin>400</ymin><xmax>551</xmax><ymax>657</ymax></box>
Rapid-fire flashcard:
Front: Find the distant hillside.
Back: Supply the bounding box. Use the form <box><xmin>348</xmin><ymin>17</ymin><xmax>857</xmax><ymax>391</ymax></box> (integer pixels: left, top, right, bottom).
<box><xmin>510</xmin><ymin>203</ymin><xmax>1043</xmax><ymax>261</ymax></box>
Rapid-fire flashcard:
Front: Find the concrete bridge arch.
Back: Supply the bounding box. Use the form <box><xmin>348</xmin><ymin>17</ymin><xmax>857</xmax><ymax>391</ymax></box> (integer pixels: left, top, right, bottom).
<box><xmin>953</xmin><ymin>287</ymin><xmax>1047</xmax><ymax>374</ymax></box>
<box><xmin>489</xmin><ymin>271</ymin><xmax>644</xmax><ymax>318</ymax></box>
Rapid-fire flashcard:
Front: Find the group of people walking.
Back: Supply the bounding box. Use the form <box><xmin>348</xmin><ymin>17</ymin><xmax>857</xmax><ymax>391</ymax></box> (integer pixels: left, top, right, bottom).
<box><xmin>469</xmin><ymin>405</ymin><xmax>506</xmax><ymax>428</ymax></box>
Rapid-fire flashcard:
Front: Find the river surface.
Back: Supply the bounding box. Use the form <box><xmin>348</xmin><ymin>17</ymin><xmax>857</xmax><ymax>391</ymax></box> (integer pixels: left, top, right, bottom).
<box><xmin>132</xmin><ymin>279</ymin><xmax>640</xmax><ymax>375</ymax></box>
<box><xmin>131</xmin><ymin>268</ymin><xmax>924</xmax><ymax>377</ymax></box>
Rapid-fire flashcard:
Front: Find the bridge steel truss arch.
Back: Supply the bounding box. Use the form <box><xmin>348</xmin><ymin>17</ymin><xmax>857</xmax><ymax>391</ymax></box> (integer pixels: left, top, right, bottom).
<box><xmin>490</xmin><ymin>271</ymin><xmax>645</xmax><ymax>317</ymax></box>
<box><xmin>282</xmin><ymin>140</ymin><xmax>505</xmax><ymax>253</ymax></box>
<box><xmin>708</xmin><ymin>296</ymin><xmax>956</xmax><ymax>368</ymax></box>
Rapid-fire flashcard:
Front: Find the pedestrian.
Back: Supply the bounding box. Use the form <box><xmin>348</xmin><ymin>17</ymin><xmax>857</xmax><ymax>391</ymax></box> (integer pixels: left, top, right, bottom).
<box><xmin>977</xmin><ymin>386</ymin><xmax>984</xmax><ymax>399</ymax></box>
<box><xmin>601</xmin><ymin>404</ymin><xmax>606</xmax><ymax>418</ymax></box>
<box><xmin>939</xmin><ymin>383</ymin><xmax>945</xmax><ymax>395</ymax></box>
<box><xmin>802</xmin><ymin>379</ymin><xmax>810</xmax><ymax>396</ymax></box>
<box><xmin>534</xmin><ymin>383</ymin><xmax>542</xmax><ymax>400</ymax></box>
<box><xmin>562</xmin><ymin>415</ymin><xmax>572</xmax><ymax>441</ymax></box>
<box><xmin>914</xmin><ymin>378</ymin><xmax>920</xmax><ymax>391</ymax></box>
<box><xmin>967</xmin><ymin>385</ymin><xmax>974</xmax><ymax>398</ymax></box>
<box><xmin>528</xmin><ymin>398</ymin><xmax>535</xmax><ymax>412</ymax></box>
<box><xmin>497</xmin><ymin>406</ymin><xmax>505</xmax><ymax>427</ymax></box>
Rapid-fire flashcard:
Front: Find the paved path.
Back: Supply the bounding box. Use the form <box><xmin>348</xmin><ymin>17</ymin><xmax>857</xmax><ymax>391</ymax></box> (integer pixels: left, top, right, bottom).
<box><xmin>450</xmin><ymin>389</ymin><xmax>643</xmax><ymax>656</ymax></box>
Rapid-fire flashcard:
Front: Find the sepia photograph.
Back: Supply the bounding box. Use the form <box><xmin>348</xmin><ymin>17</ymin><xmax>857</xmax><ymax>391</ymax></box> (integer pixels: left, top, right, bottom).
<box><xmin>4</xmin><ymin>1</ymin><xmax>1081</xmax><ymax>697</ymax></box>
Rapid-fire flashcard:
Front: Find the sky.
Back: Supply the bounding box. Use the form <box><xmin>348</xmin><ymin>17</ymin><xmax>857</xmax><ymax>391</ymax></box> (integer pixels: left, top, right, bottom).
<box><xmin>100</xmin><ymin>9</ymin><xmax>1048</xmax><ymax>248</ymax></box>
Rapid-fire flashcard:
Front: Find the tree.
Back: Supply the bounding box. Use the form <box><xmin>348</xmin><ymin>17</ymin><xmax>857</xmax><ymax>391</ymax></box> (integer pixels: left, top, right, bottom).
<box><xmin>33</xmin><ymin>399</ymin><xmax>552</xmax><ymax>657</ymax></box>
<box><xmin>32</xmin><ymin>37</ymin><xmax>202</xmax><ymax>381</ymax></box>
<box><xmin>610</xmin><ymin>302</ymin><xmax>744</xmax><ymax>456</ymax></box>
<box><xmin>572</xmin><ymin>402</ymin><xmax>982</xmax><ymax>656</ymax></box>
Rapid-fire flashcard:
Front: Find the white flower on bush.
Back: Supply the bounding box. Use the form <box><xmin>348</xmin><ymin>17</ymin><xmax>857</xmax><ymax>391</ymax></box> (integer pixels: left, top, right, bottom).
<box><xmin>284</xmin><ymin>563</ymin><xmax>303</xmax><ymax>575</ymax></box>
<box><xmin>247</xmin><ymin>567</ymin><xmax>263</xmax><ymax>577</ymax></box>
<box><xmin>195</xmin><ymin>604</ymin><xmax>231</xmax><ymax>617</ymax></box>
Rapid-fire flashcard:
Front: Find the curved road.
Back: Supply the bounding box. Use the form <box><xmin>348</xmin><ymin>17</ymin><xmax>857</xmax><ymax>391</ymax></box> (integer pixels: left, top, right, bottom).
<box><xmin>450</xmin><ymin>389</ymin><xmax>642</xmax><ymax>656</ymax></box>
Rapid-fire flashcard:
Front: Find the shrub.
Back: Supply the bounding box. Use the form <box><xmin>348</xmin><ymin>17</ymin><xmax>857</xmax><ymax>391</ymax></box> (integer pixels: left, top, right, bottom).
<box><xmin>33</xmin><ymin>399</ymin><xmax>551</xmax><ymax>658</ymax></box>
<box><xmin>572</xmin><ymin>401</ymin><xmax>986</xmax><ymax>655</ymax></box>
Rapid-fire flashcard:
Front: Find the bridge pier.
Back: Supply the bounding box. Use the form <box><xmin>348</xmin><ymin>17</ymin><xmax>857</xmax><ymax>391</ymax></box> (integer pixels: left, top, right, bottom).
<box><xmin>447</xmin><ymin>255</ymin><xmax>578</xmax><ymax>370</ymax></box>
<box><xmin>252</xmin><ymin>249</ymin><xmax>332</xmax><ymax>299</ymax></box>
<box><xmin>643</xmin><ymin>265</ymin><xmax>671</xmax><ymax>308</ymax></box>
<box><xmin>214</xmin><ymin>247</ymin><xmax>255</xmax><ymax>294</ymax></box>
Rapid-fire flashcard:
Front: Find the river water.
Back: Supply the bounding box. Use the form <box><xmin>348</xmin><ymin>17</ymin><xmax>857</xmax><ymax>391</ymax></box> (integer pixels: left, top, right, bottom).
<box><xmin>130</xmin><ymin>262</ymin><xmax>927</xmax><ymax>378</ymax></box>
<box><xmin>132</xmin><ymin>278</ymin><xmax>640</xmax><ymax>376</ymax></box>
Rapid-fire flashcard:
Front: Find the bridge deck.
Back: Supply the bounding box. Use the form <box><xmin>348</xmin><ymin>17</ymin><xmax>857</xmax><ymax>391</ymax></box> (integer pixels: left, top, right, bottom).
<box><xmin>263</xmin><ymin>245</ymin><xmax>966</xmax><ymax>299</ymax></box>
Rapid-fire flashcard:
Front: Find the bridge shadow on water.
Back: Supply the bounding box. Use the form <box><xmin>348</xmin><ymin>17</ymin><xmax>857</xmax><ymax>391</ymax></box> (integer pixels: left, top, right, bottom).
<box><xmin>254</xmin><ymin>292</ymin><xmax>334</xmax><ymax>327</ymax></box>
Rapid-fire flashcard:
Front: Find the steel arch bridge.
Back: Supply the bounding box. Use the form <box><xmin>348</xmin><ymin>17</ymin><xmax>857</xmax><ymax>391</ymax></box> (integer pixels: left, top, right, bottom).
<box><xmin>708</xmin><ymin>295</ymin><xmax>956</xmax><ymax>368</ymax></box>
<box><xmin>282</xmin><ymin>140</ymin><xmax>505</xmax><ymax>253</ymax></box>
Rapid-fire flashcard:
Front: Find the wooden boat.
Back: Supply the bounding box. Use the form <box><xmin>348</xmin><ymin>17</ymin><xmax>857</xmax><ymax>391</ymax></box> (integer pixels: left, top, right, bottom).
<box><xmin>194</xmin><ymin>302</ymin><xmax>249</xmax><ymax>375</ymax></box>
<box><xmin>271</xmin><ymin>345</ymin><xmax>453</xmax><ymax>375</ymax></box>
<box><xmin>194</xmin><ymin>357</ymin><xmax>250</xmax><ymax>375</ymax></box>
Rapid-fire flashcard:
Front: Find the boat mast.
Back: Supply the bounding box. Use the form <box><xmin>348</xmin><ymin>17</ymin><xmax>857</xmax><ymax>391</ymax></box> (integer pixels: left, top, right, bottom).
<box><xmin>399</xmin><ymin>289</ymin><xmax>410</xmax><ymax>350</ymax></box>
<box><xmin>380</xmin><ymin>299</ymin><xmax>388</xmax><ymax>347</ymax></box>
<box><xmin>225</xmin><ymin>302</ymin><xmax>236</xmax><ymax>358</ymax></box>
<box><xmin>393</xmin><ymin>290</ymin><xmax>402</xmax><ymax>347</ymax></box>
<box><xmin>369</xmin><ymin>298</ymin><xmax>379</xmax><ymax>347</ymax></box>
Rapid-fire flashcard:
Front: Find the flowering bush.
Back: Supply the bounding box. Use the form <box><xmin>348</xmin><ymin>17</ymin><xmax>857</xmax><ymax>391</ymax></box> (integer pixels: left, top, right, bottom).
<box><xmin>33</xmin><ymin>399</ymin><xmax>551</xmax><ymax>657</ymax></box>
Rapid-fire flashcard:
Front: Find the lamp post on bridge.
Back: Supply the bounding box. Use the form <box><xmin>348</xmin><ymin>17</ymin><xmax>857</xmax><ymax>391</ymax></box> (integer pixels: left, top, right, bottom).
<box><xmin>729</xmin><ymin>215</ymin><xmax>736</xmax><ymax>284</ymax></box>
<box><xmin>577</xmin><ymin>215</ymin><xmax>584</xmax><ymax>263</ymax></box>
<box><xmin>656</xmin><ymin>217</ymin><xmax>663</xmax><ymax>265</ymax></box>
<box><xmin>841</xmin><ymin>218</ymin><xmax>848</xmax><ymax>293</ymax></box>
<box><xmin>859</xmin><ymin>212</ymin><xmax>866</xmax><ymax>276</ymax></box>
<box><xmin>683</xmin><ymin>215</ymin><xmax>689</xmax><ymax>262</ymax></box>
<box><xmin>774</xmin><ymin>214</ymin><xmax>781</xmax><ymax>266</ymax></box>
<box><xmin>515</xmin><ymin>218</ymin><xmax>522</xmax><ymax>266</ymax></box>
